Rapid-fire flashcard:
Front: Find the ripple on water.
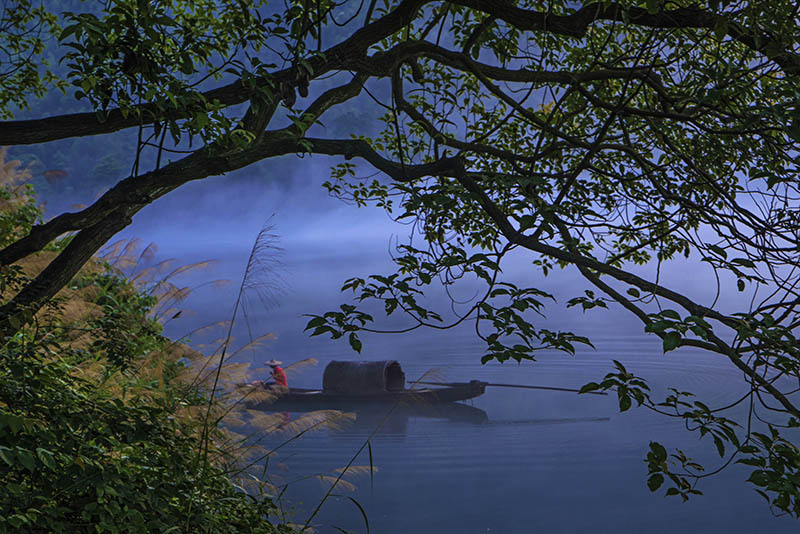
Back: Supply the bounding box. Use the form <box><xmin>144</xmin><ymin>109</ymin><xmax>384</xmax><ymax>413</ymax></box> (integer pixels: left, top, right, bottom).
<box><xmin>257</xmin><ymin>331</ymin><xmax>797</xmax><ymax>534</ymax></box>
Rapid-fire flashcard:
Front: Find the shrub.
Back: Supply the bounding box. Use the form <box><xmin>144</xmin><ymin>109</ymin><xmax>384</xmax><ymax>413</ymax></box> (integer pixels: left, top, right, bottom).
<box><xmin>0</xmin><ymin>151</ymin><xmax>288</xmax><ymax>533</ymax></box>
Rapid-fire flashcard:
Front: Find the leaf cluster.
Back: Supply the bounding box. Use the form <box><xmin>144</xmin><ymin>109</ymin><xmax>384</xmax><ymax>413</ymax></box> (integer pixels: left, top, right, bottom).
<box><xmin>0</xmin><ymin>181</ymin><xmax>292</xmax><ymax>532</ymax></box>
<box><xmin>0</xmin><ymin>304</ymin><xmax>283</xmax><ymax>534</ymax></box>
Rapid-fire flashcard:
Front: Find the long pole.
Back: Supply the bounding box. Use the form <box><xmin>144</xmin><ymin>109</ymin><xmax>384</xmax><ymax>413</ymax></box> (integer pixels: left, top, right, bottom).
<box><xmin>412</xmin><ymin>380</ymin><xmax>608</xmax><ymax>396</ymax></box>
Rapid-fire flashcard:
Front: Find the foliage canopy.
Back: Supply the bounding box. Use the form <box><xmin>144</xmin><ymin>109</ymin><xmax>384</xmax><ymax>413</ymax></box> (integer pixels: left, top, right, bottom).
<box><xmin>3</xmin><ymin>0</ymin><xmax>800</xmax><ymax>517</ymax></box>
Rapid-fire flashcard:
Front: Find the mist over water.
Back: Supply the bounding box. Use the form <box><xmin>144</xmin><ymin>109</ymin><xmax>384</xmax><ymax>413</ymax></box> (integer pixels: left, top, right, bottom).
<box><xmin>39</xmin><ymin>152</ymin><xmax>797</xmax><ymax>533</ymax></box>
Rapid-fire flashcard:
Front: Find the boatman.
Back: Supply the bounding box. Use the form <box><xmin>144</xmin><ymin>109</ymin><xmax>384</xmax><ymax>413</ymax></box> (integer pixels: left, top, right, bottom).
<box><xmin>247</xmin><ymin>359</ymin><xmax>288</xmax><ymax>393</ymax></box>
<box><xmin>266</xmin><ymin>359</ymin><xmax>288</xmax><ymax>388</ymax></box>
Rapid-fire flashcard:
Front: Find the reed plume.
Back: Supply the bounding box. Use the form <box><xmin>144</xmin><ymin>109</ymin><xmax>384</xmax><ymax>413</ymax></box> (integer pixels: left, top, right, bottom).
<box><xmin>197</xmin><ymin>221</ymin><xmax>287</xmax><ymax>486</ymax></box>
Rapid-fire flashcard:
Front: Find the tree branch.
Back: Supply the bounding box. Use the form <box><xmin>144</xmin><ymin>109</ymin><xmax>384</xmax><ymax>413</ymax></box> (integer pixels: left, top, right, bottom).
<box><xmin>0</xmin><ymin>0</ymin><xmax>428</xmax><ymax>146</ymax></box>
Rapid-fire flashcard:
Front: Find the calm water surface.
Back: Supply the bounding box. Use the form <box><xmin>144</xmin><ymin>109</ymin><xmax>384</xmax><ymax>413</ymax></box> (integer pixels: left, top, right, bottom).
<box><xmin>250</xmin><ymin>328</ymin><xmax>798</xmax><ymax>534</ymax></box>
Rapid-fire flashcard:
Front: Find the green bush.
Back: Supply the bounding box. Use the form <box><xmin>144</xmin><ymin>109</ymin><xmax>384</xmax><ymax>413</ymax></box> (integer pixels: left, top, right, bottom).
<box><xmin>0</xmin><ymin>161</ymin><xmax>289</xmax><ymax>533</ymax></box>
<box><xmin>0</xmin><ymin>334</ymin><xmax>282</xmax><ymax>533</ymax></box>
<box><xmin>74</xmin><ymin>272</ymin><xmax>163</xmax><ymax>369</ymax></box>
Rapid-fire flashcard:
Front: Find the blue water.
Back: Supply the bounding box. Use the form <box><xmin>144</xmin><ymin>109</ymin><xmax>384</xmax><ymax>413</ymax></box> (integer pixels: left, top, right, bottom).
<box><xmin>244</xmin><ymin>328</ymin><xmax>798</xmax><ymax>534</ymax></box>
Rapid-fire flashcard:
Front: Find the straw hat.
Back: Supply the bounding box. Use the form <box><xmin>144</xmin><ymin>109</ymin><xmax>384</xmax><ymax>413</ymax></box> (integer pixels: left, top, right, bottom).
<box><xmin>265</xmin><ymin>359</ymin><xmax>283</xmax><ymax>366</ymax></box>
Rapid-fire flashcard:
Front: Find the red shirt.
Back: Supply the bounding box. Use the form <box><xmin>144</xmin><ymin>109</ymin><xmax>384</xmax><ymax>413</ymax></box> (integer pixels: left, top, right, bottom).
<box><xmin>271</xmin><ymin>366</ymin><xmax>287</xmax><ymax>387</ymax></box>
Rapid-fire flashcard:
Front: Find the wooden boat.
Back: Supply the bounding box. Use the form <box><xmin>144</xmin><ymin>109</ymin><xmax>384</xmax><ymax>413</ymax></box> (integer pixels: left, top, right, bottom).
<box><xmin>248</xmin><ymin>396</ymin><xmax>490</xmax><ymax>428</ymax></box>
<box><xmin>258</xmin><ymin>380</ymin><xmax>487</xmax><ymax>408</ymax></box>
<box><xmin>242</xmin><ymin>360</ymin><xmax>487</xmax><ymax>411</ymax></box>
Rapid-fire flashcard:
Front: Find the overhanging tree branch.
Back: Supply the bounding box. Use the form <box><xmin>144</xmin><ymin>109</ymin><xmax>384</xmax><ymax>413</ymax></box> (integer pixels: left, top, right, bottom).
<box><xmin>5</xmin><ymin>1</ymin><xmax>798</xmax><ymax>147</ymax></box>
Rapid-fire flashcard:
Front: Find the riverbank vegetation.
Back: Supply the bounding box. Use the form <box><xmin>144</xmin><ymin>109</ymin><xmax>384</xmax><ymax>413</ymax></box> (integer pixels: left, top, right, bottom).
<box><xmin>0</xmin><ymin>155</ymin><xmax>295</xmax><ymax>532</ymax></box>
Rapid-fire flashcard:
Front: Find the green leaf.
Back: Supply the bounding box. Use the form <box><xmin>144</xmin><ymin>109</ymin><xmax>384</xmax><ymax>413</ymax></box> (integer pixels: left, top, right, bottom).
<box><xmin>16</xmin><ymin>448</ymin><xmax>36</xmax><ymax>472</ymax></box>
<box><xmin>708</xmin><ymin>245</ymin><xmax>727</xmax><ymax>259</ymax></box>
<box><xmin>712</xmin><ymin>436</ymin><xmax>725</xmax><ymax>458</ymax></box>
<box><xmin>304</xmin><ymin>316</ymin><xmax>326</xmax><ymax>330</ymax></box>
<box><xmin>36</xmin><ymin>448</ymin><xmax>57</xmax><ymax>470</ymax></box>
<box><xmin>627</xmin><ymin>288</ymin><xmax>640</xmax><ymax>298</ymax></box>
<box><xmin>619</xmin><ymin>394</ymin><xmax>632</xmax><ymax>412</ymax></box>
<box><xmin>0</xmin><ymin>412</ymin><xmax>24</xmax><ymax>434</ymax></box>
<box><xmin>689</xmin><ymin>325</ymin><xmax>709</xmax><ymax>339</ymax></box>
<box><xmin>660</xmin><ymin>309</ymin><xmax>680</xmax><ymax>320</ymax></box>
<box><xmin>344</xmin><ymin>495</ymin><xmax>370</xmax><ymax>534</ymax></box>
<box><xmin>7</xmin><ymin>515</ymin><xmax>26</xmax><ymax>528</ymax></box>
<box><xmin>647</xmin><ymin>474</ymin><xmax>664</xmax><ymax>492</ymax></box>
<box><xmin>59</xmin><ymin>23</ymin><xmax>83</xmax><ymax>41</ymax></box>
<box><xmin>194</xmin><ymin>112</ymin><xmax>209</xmax><ymax>129</ymax></box>
<box><xmin>747</xmin><ymin>470</ymin><xmax>770</xmax><ymax>487</ymax></box>
<box><xmin>694</xmin><ymin>401</ymin><xmax>710</xmax><ymax>412</ymax></box>
<box><xmin>737</xmin><ymin>457</ymin><xmax>765</xmax><ymax>467</ymax></box>
<box><xmin>169</xmin><ymin>121</ymin><xmax>181</xmax><ymax>144</ymax></box>
<box><xmin>649</xmin><ymin>441</ymin><xmax>667</xmax><ymax>463</ymax></box>
<box><xmin>579</xmin><ymin>382</ymin><xmax>600</xmax><ymax>394</ymax></box>
<box><xmin>309</xmin><ymin>325</ymin><xmax>332</xmax><ymax>337</ymax></box>
<box><xmin>348</xmin><ymin>332</ymin><xmax>362</xmax><ymax>353</ymax></box>
<box><xmin>0</xmin><ymin>446</ymin><xmax>15</xmax><ymax>467</ymax></box>
<box><xmin>368</xmin><ymin>440</ymin><xmax>375</xmax><ymax>492</ymax></box>
<box><xmin>645</xmin><ymin>320</ymin><xmax>669</xmax><ymax>333</ymax></box>
<box><xmin>519</xmin><ymin>214</ymin><xmax>537</xmax><ymax>230</ymax></box>
<box><xmin>663</xmin><ymin>331</ymin><xmax>681</xmax><ymax>353</ymax></box>
<box><xmin>731</xmin><ymin>258</ymin><xmax>755</xmax><ymax>268</ymax></box>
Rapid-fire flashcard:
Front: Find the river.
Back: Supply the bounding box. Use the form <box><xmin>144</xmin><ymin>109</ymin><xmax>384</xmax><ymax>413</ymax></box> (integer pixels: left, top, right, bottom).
<box><xmin>244</xmin><ymin>326</ymin><xmax>797</xmax><ymax>534</ymax></box>
<box><xmin>110</xmin><ymin>164</ymin><xmax>798</xmax><ymax>533</ymax></box>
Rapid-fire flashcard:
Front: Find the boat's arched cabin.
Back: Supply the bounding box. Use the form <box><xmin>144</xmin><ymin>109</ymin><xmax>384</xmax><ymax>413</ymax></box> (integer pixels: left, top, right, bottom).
<box><xmin>322</xmin><ymin>360</ymin><xmax>406</xmax><ymax>395</ymax></box>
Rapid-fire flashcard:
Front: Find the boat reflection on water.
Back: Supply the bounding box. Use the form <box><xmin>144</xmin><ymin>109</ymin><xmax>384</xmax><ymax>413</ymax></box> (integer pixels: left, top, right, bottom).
<box><xmin>258</xmin><ymin>400</ymin><xmax>611</xmax><ymax>437</ymax></box>
<box><xmin>266</xmin><ymin>401</ymin><xmax>489</xmax><ymax>437</ymax></box>
<box><xmin>353</xmin><ymin>401</ymin><xmax>488</xmax><ymax>434</ymax></box>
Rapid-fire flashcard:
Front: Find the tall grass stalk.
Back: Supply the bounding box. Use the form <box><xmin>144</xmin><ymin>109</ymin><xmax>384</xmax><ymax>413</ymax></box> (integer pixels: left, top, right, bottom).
<box><xmin>198</xmin><ymin>223</ymin><xmax>284</xmax><ymax>491</ymax></box>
